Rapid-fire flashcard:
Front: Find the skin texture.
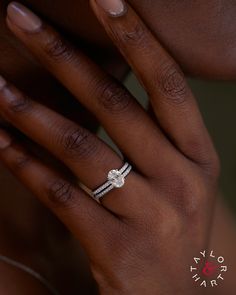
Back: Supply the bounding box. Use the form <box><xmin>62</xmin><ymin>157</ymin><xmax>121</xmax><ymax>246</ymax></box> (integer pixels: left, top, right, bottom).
<box><xmin>0</xmin><ymin>1</ymin><xmax>235</xmax><ymax>295</ymax></box>
<box><xmin>1</xmin><ymin>0</ymin><xmax>236</xmax><ymax>80</ymax></box>
<box><xmin>0</xmin><ymin>1</ymin><xmax>224</xmax><ymax>294</ymax></box>
<box><xmin>0</xmin><ymin>0</ymin><xmax>236</xmax><ymax>130</ymax></box>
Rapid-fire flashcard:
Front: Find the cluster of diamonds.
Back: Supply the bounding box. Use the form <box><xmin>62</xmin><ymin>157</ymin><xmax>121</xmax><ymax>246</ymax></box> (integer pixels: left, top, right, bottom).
<box><xmin>92</xmin><ymin>162</ymin><xmax>132</xmax><ymax>202</ymax></box>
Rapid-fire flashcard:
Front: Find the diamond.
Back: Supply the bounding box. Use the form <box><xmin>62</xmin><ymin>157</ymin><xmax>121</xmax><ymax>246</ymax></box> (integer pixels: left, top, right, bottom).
<box><xmin>108</xmin><ymin>169</ymin><xmax>125</xmax><ymax>188</ymax></box>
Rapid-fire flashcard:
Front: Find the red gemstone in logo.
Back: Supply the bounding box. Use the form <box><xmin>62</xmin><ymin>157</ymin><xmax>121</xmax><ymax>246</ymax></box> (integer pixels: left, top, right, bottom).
<box><xmin>202</xmin><ymin>261</ymin><xmax>218</xmax><ymax>277</ymax></box>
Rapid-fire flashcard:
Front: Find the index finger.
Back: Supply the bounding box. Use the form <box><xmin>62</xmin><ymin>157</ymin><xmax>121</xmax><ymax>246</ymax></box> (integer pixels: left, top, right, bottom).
<box><xmin>90</xmin><ymin>0</ymin><xmax>218</xmax><ymax>171</ymax></box>
<box><xmin>6</xmin><ymin>1</ymin><xmax>181</xmax><ymax>177</ymax></box>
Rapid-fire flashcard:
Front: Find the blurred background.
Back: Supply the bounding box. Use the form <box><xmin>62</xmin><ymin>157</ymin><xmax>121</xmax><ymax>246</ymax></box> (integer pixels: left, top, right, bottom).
<box><xmin>100</xmin><ymin>73</ymin><xmax>236</xmax><ymax>215</ymax></box>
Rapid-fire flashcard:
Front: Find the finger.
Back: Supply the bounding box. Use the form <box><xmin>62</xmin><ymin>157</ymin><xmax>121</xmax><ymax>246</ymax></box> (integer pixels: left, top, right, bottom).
<box><xmin>90</xmin><ymin>0</ymin><xmax>217</xmax><ymax>168</ymax></box>
<box><xmin>6</xmin><ymin>2</ymin><xmax>179</xmax><ymax>176</ymax></box>
<box><xmin>0</xmin><ymin>128</ymin><xmax>116</xmax><ymax>253</ymax></box>
<box><xmin>0</xmin><ymin>76</ymin><xmax>123</xmax><ymax>192</ymax></box>
<box><xmin>0</xmin><ymin>76</ymin><xmax>145</xmax><ymax>215</ymax></box>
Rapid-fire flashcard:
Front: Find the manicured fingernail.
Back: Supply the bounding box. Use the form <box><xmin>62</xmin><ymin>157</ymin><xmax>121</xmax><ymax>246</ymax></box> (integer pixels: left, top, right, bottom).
<box><xmin>0</xmin><ymin>129</ymin><xmax>11</xmax><ymax>149</ymax></box>
<box><xmin>0</xmin><ymin>76</ymin><xmax>7</xmax><ymax>90</ymax></box>
<box><xmin>95</xmin><ymin>0</ymin><xmax>126</xmax><ymax>17</ymax></box>
<box><xmin>7</xmin><ymin>2</ymin><xmax>42</xmax><ymax>32</ymax></box>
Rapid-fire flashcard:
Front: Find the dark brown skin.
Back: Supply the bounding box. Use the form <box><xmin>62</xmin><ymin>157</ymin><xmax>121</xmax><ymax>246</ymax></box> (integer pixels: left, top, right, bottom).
<box><xmin>1</xmin><ymin>0</ymin><xmax>236</xmax><ymax>80</ymax></box>
<box><xmin>0</xmin><ymin>1</ymin><xmax>236</xmax><ymax>295</ymax></box>
<box><xmin>0</xmin><ymin>1</ymin><xmax>227</xmax><ymax>294</ymax></box>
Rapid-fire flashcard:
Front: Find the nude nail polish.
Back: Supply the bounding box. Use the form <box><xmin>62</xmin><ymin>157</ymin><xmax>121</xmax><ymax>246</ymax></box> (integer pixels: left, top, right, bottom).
<box><xmin>7</xmin><ymin>2</ymin><xmax>42</xmax><ymax>32</ymax></box>
<box><xmin>0</xmin><ymin>129</ymin><xmax>11</xmax><ymax>149</ymax></box>
<box><xmin>96</xmin><ymin>0</ymin><xmax>126</xmax><ymax>17</ymax></box>
<box><xmin>0</xmin><ymin>76</ymin><xmax>6</xmax><ymax>89</ymax></box>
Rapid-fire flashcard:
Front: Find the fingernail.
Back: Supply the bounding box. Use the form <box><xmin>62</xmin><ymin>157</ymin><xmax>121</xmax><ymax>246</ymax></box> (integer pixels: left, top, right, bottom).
<box><xmin>0</xmin><ymin>76</ymin><xmax>7</xmax><ymax>90</ymax></box>
<box><xmin>7</xmin><ymin>2</ymin><xmax>42</xmax><ymax>32</ymax></box>
<box><xmin>0</xmin><ymin>129</ymin><xmax>11</xmax><ymax>149</ymax></box>
<box><xmin>95</xmin><ymin>0</ymin><xmax>127</xmax><ymax>17</ymax></box>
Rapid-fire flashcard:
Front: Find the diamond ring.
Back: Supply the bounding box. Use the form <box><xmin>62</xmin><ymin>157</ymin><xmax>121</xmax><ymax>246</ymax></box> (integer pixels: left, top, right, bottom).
<box><xmin>92</xmin><ymin>162</ymin><xmax>132</xmax><ymax>203</ymax></box>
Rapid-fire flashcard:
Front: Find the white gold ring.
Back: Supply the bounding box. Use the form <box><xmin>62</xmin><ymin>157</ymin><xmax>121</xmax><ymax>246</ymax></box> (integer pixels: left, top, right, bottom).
<box><xmin>92</xmin><ymin>162</ymin><xmax>132</xmax><ymax>203</ymax></box>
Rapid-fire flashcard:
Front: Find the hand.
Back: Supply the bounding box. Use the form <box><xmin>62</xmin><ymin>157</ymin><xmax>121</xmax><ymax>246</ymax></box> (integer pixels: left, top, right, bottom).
<box><xmin>0</xmin><ymin>1</ymin><xmax>220</xmax><ymax>294</ymax></box>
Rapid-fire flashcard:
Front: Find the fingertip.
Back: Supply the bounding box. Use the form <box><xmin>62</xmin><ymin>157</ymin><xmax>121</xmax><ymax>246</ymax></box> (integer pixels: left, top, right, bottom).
<box><xmin>6</xmin><ymin>1</ymin><xmax>42</xmax><ymax>33</ymax></box>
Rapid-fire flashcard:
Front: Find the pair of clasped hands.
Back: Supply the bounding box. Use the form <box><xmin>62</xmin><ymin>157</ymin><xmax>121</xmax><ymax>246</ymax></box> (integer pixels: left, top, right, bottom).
<box><xmin>0</xmin><ymin>0</ymin><xmax>220</xmax><ymax>294</ymax></box>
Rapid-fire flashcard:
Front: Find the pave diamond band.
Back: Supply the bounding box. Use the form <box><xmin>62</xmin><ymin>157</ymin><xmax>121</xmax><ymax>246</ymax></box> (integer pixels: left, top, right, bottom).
<box><xmin>92</xmin><ymin>162</ymin><xmax>132</xmax><ymax>203</ymax></box>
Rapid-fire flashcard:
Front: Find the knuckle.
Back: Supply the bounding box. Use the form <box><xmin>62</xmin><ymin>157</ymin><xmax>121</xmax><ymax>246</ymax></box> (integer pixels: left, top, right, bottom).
<box><xmin>185</xmin><ymin>138</ymin><xmax>221</xmax><ymax>179</ymax></box>
<box><xmin>3</xmin><ymin>86</ymin><xmax>32</xmax><ymax>115</ymax></box>
<box><xmin>96</xmin><ymin>80</ymin><xmax>133</xmax><ymax>114</ymax></box>
<box><xmin>46</xmin><ymin>179</ymin><xmax>75</xmax><ymax>206</ymax></box>
<box><xmin>44</xmin><ymin>33</ymin><xmax>75</xmax><ymax>63</ymax></box>
<box><xmin>118</xmin><ymin>22</ymin><xmax>147</xmax><ymax>45</ymax></box>
<box><xmin>158</xmin><ymin>172</ymin><xmax>202</xmax><ymax>216</ymax></box>
<box><xmin>167</xmin><ymin>170</ymin><xmax>217</xmax><ymax>217</ymax></box>
<box><xmin>184</xmin><ymin>138</ymin><xmax>213</xmax><ymax>166</ymax></box>
<box><xmin>59</xmin><ymin>126</ymin><xmax>98</xmax><ymax>160</ymax></box>
<box><xmin>12</xmin><ymin>152</ymin><xmax>31</xmax><ymax>171</ymax></box>
<box><xmin>166</xmin><ymin>173</ymin><xmax>190</xmax><ymax>199</ymax></box>
<box><xmin>156</xmin><ymin>62</ymin><xmax>188</xmax><ymax>104</ymax></box>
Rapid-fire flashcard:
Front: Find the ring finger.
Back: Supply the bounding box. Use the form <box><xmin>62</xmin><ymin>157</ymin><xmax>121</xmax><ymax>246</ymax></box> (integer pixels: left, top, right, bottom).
<box><xmin>6</xmin><ymin>2</ymin><xmax>179</xmax><ymax>176</ymax></box>
<box><xmin>0</xmin><ymin>77</ymin><xmax>144</xmax><ymax>214</ymax></box>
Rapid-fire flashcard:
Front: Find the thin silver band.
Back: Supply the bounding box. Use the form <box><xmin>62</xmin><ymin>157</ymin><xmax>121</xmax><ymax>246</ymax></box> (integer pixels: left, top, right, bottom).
<box><xmin>92</xmin><ymin>162</ymin><xmax>132</xmax><ymax>203</ymax></box>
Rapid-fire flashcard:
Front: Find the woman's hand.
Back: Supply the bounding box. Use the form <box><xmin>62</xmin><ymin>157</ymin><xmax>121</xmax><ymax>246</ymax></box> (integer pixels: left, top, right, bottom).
<box><xmin>0</xmin><ymin>1</ymin><xmax>220</xmax><ymax>294</ymax></box>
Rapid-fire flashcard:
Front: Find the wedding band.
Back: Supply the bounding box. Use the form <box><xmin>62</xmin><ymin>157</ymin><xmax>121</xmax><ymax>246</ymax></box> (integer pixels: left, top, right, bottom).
<box><xmin>92</xmin><ymin>162</ymin><xmax>132</xmax><ymax>203</ymax></box>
